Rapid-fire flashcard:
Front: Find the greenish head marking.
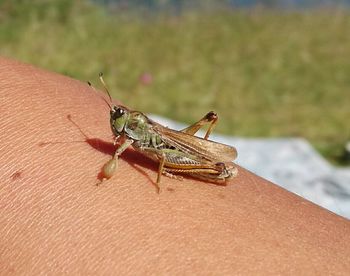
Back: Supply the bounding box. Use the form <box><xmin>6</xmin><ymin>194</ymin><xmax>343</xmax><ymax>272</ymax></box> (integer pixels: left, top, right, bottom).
<box><xmin>110</xmin><ymin>105</ymin><xmax>129</xmax><ymax>136</ymax></box>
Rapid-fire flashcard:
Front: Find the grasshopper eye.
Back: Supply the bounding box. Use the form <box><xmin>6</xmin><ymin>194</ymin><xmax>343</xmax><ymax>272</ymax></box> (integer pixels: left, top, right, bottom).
<box><xmin>111</xmin><ymin>107</ymin><xmax>125</xmax><ymax>121</ymax></box>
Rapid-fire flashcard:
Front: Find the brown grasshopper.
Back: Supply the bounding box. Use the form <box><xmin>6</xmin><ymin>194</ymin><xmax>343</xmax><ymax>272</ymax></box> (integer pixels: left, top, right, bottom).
<box><xmin>96</xmin><ymin>74</ymin><xmax>238</xmax><ymax>190</ymax></box>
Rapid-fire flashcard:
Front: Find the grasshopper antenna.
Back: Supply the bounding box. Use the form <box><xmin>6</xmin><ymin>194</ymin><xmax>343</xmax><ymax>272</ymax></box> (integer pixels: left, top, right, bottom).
<box><xmin>88</xmin><ymin>79</ymin><xmax>112</xmax><ymax>109</ymax></box>
<box><xmin>99</xmin><ymin>72</ymin><xmax>113</xmax><ymax>104</ymax></box>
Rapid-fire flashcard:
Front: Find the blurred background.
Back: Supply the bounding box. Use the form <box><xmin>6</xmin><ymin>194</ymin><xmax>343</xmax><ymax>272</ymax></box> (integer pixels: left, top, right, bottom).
<box><xmin>1</xmin><ymin>0</ymin><xmax>349</xmax><ymax>217</ymax></box>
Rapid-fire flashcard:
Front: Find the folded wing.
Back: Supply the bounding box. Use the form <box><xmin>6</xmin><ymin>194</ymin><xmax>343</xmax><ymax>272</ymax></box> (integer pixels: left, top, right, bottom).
<box><xmin>152</xmin><ymin>122</ymin><xmax>237</xmax><ymax>163</ymax></box>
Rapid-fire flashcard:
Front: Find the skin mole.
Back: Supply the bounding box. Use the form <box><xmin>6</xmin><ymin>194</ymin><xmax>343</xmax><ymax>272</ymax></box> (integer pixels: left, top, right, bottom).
<box><xmin>10</xmin><ymin>171</ymin><xmax>23</xmax><ymax>181</ymax></box>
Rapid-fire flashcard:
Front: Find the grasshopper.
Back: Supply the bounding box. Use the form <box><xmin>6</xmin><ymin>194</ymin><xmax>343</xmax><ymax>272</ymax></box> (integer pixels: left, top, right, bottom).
<box><xmin>96</xmin><ymin>73</ymin><xmax>238</xmax><ymax>189</ymax></box>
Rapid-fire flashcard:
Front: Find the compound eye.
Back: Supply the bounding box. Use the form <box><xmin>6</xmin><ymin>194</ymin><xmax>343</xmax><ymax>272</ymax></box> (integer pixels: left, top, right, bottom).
<box><xmin>111</xmin><ymin>107</ymin><xmax>125</xmax><ymax>120</ymax></box>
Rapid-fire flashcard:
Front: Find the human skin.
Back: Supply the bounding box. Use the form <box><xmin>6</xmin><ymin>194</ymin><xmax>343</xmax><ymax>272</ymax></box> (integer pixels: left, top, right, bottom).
<box><xmin>0</xmin><ymin>56</ymin><xmax>350</xmax><ymax>275</ymax></box>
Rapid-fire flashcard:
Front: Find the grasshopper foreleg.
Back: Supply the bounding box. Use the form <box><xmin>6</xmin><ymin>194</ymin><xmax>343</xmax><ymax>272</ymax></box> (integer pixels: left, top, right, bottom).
<box><xmin>100</xmin><ymin>138</ymin><xmax>134</xmax><ymax>181</ymax></box>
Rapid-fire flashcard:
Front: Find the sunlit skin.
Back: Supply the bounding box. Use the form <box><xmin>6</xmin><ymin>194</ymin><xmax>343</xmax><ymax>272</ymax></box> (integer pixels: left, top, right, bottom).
<box><xmin>1</xmin><ymin>57</ymin><xmax>350</xmax><ymax>275</ymax></box>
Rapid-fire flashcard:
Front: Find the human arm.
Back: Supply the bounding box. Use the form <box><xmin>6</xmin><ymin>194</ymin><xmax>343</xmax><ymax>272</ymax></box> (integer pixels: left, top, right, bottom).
<box><xmin>1</xmin><ymin>56</ymin><xmax>349</xmax><ymax>275</ymax></box>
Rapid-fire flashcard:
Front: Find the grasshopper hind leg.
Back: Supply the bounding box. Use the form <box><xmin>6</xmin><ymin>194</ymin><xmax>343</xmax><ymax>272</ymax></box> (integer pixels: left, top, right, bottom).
<box><xmin>163</xmin><ymin>171</ymin><xmax>183</xmax><ymax>181</ymax></box>
<box><xmin>180</xmin><ymin>111</ymin><xmax>218</xmax><ymax>140</ymax></box>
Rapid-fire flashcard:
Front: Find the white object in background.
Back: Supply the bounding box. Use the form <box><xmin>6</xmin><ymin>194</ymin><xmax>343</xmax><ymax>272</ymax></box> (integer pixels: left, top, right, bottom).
<box><xmin>149</xmin><ymin>114</ymin><xmax>350</xmax><ymax>219</ymax></box>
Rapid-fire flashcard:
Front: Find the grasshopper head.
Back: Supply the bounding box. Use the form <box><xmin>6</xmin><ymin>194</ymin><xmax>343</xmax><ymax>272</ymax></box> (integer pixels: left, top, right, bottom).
<box><xmin>110</xmin><ymin>105</ymin><xmax>129</xmax><ymax>136</ymax></box>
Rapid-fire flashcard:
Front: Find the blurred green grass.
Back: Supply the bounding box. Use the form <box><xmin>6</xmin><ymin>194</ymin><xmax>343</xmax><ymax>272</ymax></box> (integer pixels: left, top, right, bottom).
<box><xmin>1</xmin><ymin>0</ymin><xmax>349</xmax><ymax>165</ymax></box>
